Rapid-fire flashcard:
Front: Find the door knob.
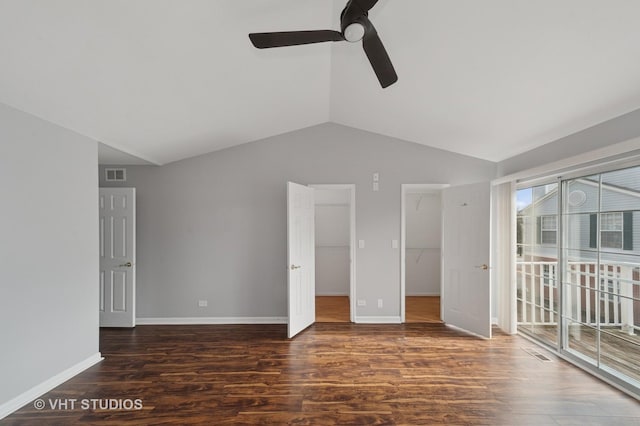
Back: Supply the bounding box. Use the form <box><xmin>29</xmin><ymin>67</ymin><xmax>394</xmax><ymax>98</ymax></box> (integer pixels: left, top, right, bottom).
<box><xmin>475</xmin><ymin>264</ymin><xmax>489</xmax><ymax>270</ymax></box>
<box><xmin>119</xmin><ymin>262</ymin><xmax>132</xmax><ymax>268</ymax></box>
<box><xmin>290</xmin><ymin>265</ymin><xmax>301</xmax><ymax>270</ymax></box>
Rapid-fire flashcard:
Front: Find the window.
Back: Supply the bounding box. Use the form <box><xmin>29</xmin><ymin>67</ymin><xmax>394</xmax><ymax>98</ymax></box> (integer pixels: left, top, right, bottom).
<box><xmin>589</xmin><ymin>211</ymin><xmax>633</xmax><ymax>250</ymax></box>
<box><xmin>599</xmin><ymin>279</ymin><xmax>618</xmax><ymax>303</ymax></box>
<box><xmin>542</xmin><ymin>264</ymin><xmax>556</xmax><ymax>287</ymax></box>
<box><xmin>539</xmin><ymin>215</ymin><xmax>557</xmax><ymax>245</ymax></box>
<box><xmin>601</xmin><ymin>212</ymin><xmax>623</xmax><ymax>249</ymax></box>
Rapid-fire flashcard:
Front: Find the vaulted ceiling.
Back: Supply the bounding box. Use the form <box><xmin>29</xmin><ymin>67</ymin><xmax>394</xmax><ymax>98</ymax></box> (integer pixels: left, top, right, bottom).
<box><xmin>2</xmin><ymin>0</ymin><xmax>640</xmax><ymax>165</ymax></box>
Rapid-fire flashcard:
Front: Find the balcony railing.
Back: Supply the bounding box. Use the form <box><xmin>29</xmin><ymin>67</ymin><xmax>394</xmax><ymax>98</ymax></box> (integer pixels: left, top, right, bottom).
<box><xmin>516</xmin><ymin>260</ymin><xmax>639</xmax><ymax>335</ymax></box>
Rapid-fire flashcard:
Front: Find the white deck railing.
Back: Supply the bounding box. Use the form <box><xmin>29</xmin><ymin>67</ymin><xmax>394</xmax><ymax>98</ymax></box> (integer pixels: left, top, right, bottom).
<box><xmin>516</xmin><ymin>260</ymin><xmax>638</xmax><ymax>334</ymax></box>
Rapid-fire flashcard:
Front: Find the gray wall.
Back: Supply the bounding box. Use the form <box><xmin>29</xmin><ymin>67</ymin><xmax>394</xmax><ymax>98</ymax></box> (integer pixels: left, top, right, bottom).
<box><xmin>315</xmin><ymin>203</ymin><xmax>350</xmax><ymax>296</ymax></box>
<box><xmin>405</xmin><ymin>193</ymin><xmax>442</xmax><ymax>296</ymax></box>
<box><xmin>100</xmin><ymin>123</ymin><xmax>496</xmax><ymax>320</ymax></box>
<box><xmin>497</xmin><ymin>108</ymin><xmax>640</xmax><ymax>176</ymax></box>
<box><xmin>0</xmin><ymin>104</ymin><xmax>99</xmax><ymax>407</ymax></box>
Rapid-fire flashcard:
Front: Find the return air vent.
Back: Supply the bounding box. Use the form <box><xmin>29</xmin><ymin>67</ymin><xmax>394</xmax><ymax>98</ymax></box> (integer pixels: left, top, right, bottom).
<box><xmin>105</xmin><ymin>168</ymin><xmax>126</xmax><ymax>182</ymax></box>
<box><xmin>522</xmin><ymin>347</ymin><xmax>552</xmax><ymax>362</ymax></box>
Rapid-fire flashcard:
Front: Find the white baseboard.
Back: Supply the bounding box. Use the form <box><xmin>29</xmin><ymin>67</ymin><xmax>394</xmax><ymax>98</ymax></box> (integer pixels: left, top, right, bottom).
<box><xmin>136</xmin><ymin>316</ymin><xmax>287</xmax><ymax>325</ymax></box>
<box><xmin>406</xmin><ymin>293</ymin><xmax>441</xmax><ymax>297</ymax></box>
<box><xmin>315</xmin><ymin>293</ymin><xmax>349</xmax><ymax>297</ymax></box>
<box><xmin>492</xmin><ymin>317</ymin><xmax>499</xmax><ymax>325</ymax></box>
<box><xmin>355</xmin><ymin>316</ymin><xmax>402</xmax><ymax>324</ymax></box>
<box><xmin>0</xmin><ymin>352</ymin><xmax>103</xmax><ymax>420</ymax></box>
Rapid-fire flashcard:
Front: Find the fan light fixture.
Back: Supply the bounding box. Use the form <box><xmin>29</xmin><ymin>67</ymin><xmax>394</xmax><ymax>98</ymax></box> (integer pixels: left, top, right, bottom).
<box><xmin>344</xmin><ymin>23</ymin><xmax>365</xmax><ymax>42</ymax></box>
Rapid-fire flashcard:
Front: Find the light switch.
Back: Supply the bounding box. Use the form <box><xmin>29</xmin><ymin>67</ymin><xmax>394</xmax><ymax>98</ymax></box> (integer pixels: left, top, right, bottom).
<box><xmin>373</xmin><ymin>182</ymin><xmax>379</xmax><ymax>191</ymax></box>
<box><xmin>392</xmin><ymin>239</ymin><xmax>398</xmax><ymax>249</ymax></box>
<box><xmin>373</xmin><ymin>172</ymin><xmax>379</xmax><ymax>182</ymax></box>
<box><xmin>359</xmin><ymin>240</ymin><xmax>365</xmax><ymax>249</ymax></box>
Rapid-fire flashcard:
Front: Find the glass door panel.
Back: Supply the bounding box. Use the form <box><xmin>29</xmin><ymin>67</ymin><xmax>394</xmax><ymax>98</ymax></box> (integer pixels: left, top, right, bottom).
<box><xmin>561</xmin><ymin>165</ymin><xmax>640</xmax><ymax>393</ymax></box>
<box><xmin>516</xmin><ymin>184</ymin><xmax>559</xmax><ymax>347</ymax></box>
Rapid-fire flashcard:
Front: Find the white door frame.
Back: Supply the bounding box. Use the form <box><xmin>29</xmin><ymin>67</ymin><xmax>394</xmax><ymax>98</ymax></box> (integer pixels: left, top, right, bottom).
<box><xmin>400</xmin><ymin>184</ymin><xmax>449</xmax><ymax>323</ymax></box>
<box><xmin>309</xmin><ymin>184</ymin><xmax>356</xmax><ymax>323</ymax></box>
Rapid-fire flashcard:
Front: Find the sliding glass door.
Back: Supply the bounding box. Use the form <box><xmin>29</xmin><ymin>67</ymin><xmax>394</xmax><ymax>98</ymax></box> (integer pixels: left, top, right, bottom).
<box><xmin>517</xmin><ymin>164</ymin><xmax>640</xmax><ymax>393</ymax></box>
<box><xmin>562</xmin><ymin>167</ymin><xmax>640</xmax><ymax>387</ymax></box>
<box><xmin>516</xmin><ymin>183</ymin><xmax>559</xmax><ymax>348</ymax></box>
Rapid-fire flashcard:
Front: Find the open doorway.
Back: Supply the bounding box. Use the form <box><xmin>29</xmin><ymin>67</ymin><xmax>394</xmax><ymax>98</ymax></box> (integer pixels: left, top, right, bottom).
<box><xmin>401</xmin><ymin>184</ymin><xmax>448</xmax><ymax>323</ymax></box>
<box><xmin>311</xmin><ymin>184</ymin><xmax>356</xmax><ymax>323</ymax></box>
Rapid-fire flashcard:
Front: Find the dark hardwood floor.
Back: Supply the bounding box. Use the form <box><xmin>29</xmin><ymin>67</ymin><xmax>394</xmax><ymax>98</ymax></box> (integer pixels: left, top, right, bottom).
<box><xmin>4</xmin><ymin>323</ymin><xmax>639</xmax><ymax>425</ymax></box>
<box><xmin>406</xmin><ymin>296</ymin><xmax>441</xmax><ymax>323</ymax></box>
<box><xmin>315</xmin><ymin>296</ymin><xmax>350</xmax><ymax>323</ymax></box>
<box><xmin>314</xmin><ymin>296</ymin><xmax>441</xmax><ymax>323</ymax></box>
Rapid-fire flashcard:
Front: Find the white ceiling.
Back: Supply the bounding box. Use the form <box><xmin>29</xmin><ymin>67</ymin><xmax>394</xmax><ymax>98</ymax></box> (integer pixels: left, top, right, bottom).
<box><xmin>2</xmin><ymin>1</ymin><xmax>640</xmax><ymax>165</ymax></box>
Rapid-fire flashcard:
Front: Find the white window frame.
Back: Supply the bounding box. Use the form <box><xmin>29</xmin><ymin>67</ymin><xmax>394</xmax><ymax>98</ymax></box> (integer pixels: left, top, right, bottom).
<box><xmin>600</xmin><ymin>212</ymin><xmax>623</xmax><ymax>250</ymax></box>
<box><xmin>540</xmin><ymin>215</ymin><xmax>557</xmax><ymax>245</ymax></box>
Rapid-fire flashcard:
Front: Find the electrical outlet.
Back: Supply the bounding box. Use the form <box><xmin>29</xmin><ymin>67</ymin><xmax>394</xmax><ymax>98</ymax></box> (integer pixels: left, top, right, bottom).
<box><xmin>357</xmin><ymin>299</ymin><xmax>366</xmax><ymax>307</ymax></box>
<box><xmin>378</xmin><ymin>299</ymin><xmax>383</xmax><ymax>308</ymax></box>
<box><xmin>198</xmin><ymin>300</ymin><xmax>208</xmax><ymax>307</ymax></box>
<box><xmin>373</xmin><ymin>182</ymin><xmax>379</xmax><ymax>191</ymax></box>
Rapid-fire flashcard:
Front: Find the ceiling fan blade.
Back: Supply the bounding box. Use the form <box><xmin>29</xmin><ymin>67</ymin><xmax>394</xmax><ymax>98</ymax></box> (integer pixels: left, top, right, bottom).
<box><xmin>362</xmin><ymin>22</ymin><xmax>397</xmax><ymax>88</ymax></box>
<box><xmin>249</xmin><ymin>30</ymin><xmax>343</xmax><ymax>49</ymax></box>
<box><xmin>352</xmin><ymin>0</ymin><xmax>380</xmax><ymax>13</ymax></box>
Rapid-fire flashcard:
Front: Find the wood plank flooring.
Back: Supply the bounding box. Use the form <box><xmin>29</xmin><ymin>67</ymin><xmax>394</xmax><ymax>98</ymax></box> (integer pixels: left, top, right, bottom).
<box><xmin>406</xmin><ymin>296</ymin><xmax>441</xmax><ymax>323</ymax></box>
<box><xmin>314</xmin><ymin>296</ymin><xmax>441</xmax><ymax>323</ymax></box>
<box><xmin>315</xmin><ymin>296</ymin><xmax>350</xmax><ymax>323</ymax></box>
<box><xmin>4</xmin><ymin>323</ymin><xmax>639</xmax><ymax>425</ymax></box>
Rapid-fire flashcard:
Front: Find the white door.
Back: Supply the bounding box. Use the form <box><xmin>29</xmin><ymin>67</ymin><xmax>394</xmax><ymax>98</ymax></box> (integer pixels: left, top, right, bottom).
<box><xmin>442</xmin><ymin>182</ymin><xmax>491</xmax><ymax>338</ymax></box>
<box><xmin>99</xmin><ymin>188</ymin><xmax>136</xmax><ymax>327</ymax></box>
<box><xmin>287</xmin><ymin>182</ymin><xmax>315</xmax><ymax>338</ymax></box>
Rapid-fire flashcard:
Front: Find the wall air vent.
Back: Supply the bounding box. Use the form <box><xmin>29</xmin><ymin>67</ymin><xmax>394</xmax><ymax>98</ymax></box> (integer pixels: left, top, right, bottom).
<box><xmin>105</xmin><ymin>168</ymin><xmax>126</xmax><ymax>182</ymax></box>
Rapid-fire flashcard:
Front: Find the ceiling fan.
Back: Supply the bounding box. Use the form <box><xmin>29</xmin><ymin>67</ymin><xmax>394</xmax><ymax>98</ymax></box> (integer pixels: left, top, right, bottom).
<box><xmin>249</xmin><ymin>0</ymin><xmax>397</xmax><ymax>88</ymax></box>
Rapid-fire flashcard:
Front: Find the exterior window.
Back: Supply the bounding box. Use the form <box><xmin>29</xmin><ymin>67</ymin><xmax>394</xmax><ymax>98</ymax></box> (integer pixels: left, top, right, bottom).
<box><xmin>599</xmin><ymin>279</ymin><xmax>617</xmax><ymax>303</ymax></box>
<box><xmin>601</xmin><ymin>212</ymin><xmax>623</xmax><ymax>249</ymax></box>
<box><xmin>590</xmin><ymin>211</ymin><xmax>633</xmax><ymax>250</ymax></box>
<box><xmin>542</xmin><ymin>264</ymin><xmax>556</xmax><ymax>287</ymax></box>
<box><xmin>540</xmin><ymin>215</ymin><xmax>557</xmax><ymax>245</ymax></box>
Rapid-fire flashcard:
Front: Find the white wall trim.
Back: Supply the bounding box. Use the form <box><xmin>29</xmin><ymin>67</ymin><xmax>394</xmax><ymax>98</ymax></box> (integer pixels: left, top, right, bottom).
<box><xmin>315</xmin><ymin>292</ymin><xmax>350</xmax><ymax>296</ymax></box>
<box><xmin>136</xmin><ymin>317</ymin><xmax>287</xmax><ymax>325</ymax></box>
<box><xmin>355</xmin><ymin>316</ymin><xmax>402</xmax><ymax>324</ymax></box>
<box><xmin>493</xmin><ymin>136</ymin><xmax>640</xmax><ymax>185</ymax></box>
<box><xmin>405</xmin><ymin>292</ymin><xmax>441</xmax><ymax>297</ymax></box>
<box><xmin>0</xmin><ymin>352</ymin><xmax>103</xmax><ymax>420</ymax></box>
